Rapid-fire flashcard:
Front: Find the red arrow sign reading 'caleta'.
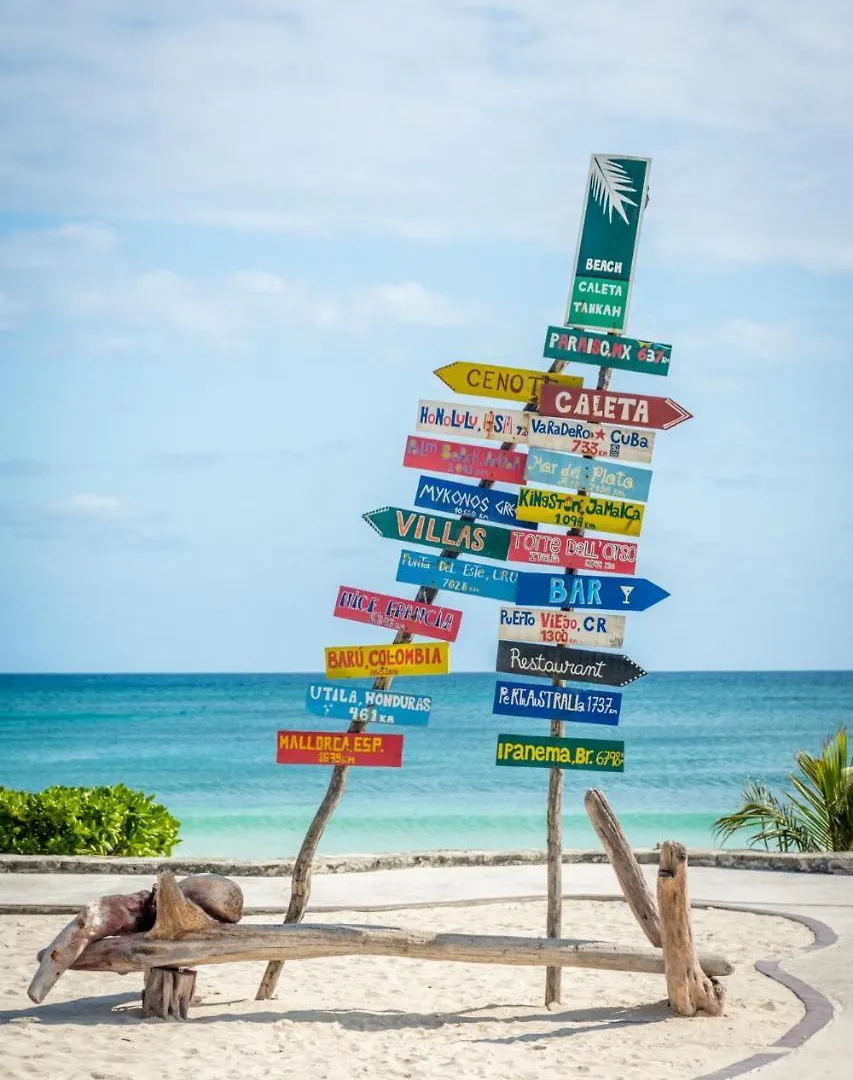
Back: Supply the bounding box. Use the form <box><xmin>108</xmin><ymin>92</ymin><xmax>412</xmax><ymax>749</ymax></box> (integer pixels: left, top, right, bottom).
<box><xmin>538</xmin><ymin>382</ymin><xmax>692</xmax><ymax>431</ymax></box>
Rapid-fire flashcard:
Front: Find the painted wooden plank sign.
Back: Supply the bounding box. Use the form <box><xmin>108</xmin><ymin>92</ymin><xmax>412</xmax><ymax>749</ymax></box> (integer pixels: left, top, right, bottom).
<box><xmin>404</xmin><ymin>435</ymin><xmax>526</xmax><ymax>485</ymax></box>
<box><xmin>416</xmin><ymin>400</ymin><xmax>530</xmax><ymax>442</ymax></box>
<box><xmin>305</xmin><ymin>683</ymin><xmax>431</xmax><ymax>727</ymax></box>
<box><xmin>516</xmin><ymin>487</ymin><xmax>645</xmax><ymax>537</ymax></box>
<box><xmin>514</xmin><ymin>572</ymin><xmax>669</xmax><ymax>611</ymax></box>
<box><xmin>498</xmin><ymin>607</ymin><xmax>626</xmax><ymax>649</ymax></box>
<box><xmin>333</xmin><ymin>585</ymin><xmax>462</xmax><ymax>643</ymax></box>
<box><xmin>493</xmin><ymin>679</ymin><xmax>622</xmax><ymax>726</ymax></box>
<box><xmin>539</xmin><ymin>382</ymin><xmax>692</xmax><ymax>431</ymax></box>
<box><xmin>508</xmin><ymin>529</ymin><xmax>638</xmax><ymax>575</ymax></box>
<box><xmin>433</xmin><ymin>362</ymin><xmax>582</xmax><ymax>403</ymax></box>
<box><xmin>496</xmin><ymin>732</ymin><xmax>625</xmax><ymax>772</ymax></box>
<box><xmin>543</xmin><ymin>326</ymin><xmax>671</xmax><ymax>377</ymax></box>
<box><xmin>495</xmin><ymin>639</ymin><xmax>646</xmax><ymax>687</ymax></box>
<box><xmin>325</xmin><ymin>642</ymin><xmax>450</xmax><ymax>679</ymax></box>
<box><xmin>524</xmin><ymin>447</ymin><xmax>652</xmax><ymax>503</ymax></box>
<box><xmin>396</xmin><ymin>550</ymin><xmax>518</xmax><ymax>603</ymax></box>
<box><xmin>363</xmin><ymin>507</ymin><xmax>511</xmax><ymax>561</ymax></box>
<box><xmin>276</xmin><ymin>730</ymin><xmax>404</xmax><ymax>768</ymax></box>
<box><xmin>413</xmin><ymin>475</ymin><xmax>536</xmax><ymax>531</ymax></box>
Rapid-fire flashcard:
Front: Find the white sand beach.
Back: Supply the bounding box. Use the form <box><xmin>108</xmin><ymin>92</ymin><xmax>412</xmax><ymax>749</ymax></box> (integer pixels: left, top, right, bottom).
<box><xmin>0</xmin><ymin>897</ymin><xmax>813</xmax><ymax>1080</ymax></box>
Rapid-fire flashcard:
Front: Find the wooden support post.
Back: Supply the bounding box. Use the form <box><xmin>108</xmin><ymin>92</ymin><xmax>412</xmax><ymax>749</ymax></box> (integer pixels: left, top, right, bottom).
<box><xmin>142</xmin><ymin>967</ymin><xmax>197</xmax><ymax>1020</ymax></box>
<box><xmin>656</xmin><ymin>841</ymin><xmax>727</xmax><ymax>1017</ymax></box>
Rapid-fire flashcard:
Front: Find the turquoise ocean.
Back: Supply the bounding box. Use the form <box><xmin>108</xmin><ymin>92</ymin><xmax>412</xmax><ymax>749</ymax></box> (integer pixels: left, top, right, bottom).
<box><xmin>1</xmin><ymin>672</ymin><xmax>850</xmax><ymax>859</ymax></box>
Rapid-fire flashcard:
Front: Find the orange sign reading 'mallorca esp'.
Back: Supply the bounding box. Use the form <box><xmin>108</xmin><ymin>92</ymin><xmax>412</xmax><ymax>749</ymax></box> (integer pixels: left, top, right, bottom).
<box><xmin>276</xmin><ymin>730</ymin><xmax>404</xmax><ymax>768</ymax></box>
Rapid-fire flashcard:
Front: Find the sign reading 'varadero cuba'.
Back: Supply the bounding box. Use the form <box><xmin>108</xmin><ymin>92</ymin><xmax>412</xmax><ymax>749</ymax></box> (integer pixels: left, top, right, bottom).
<box><xmin>305</xmin><ymin>683</ymin><xmax>432</xmax><ymax>727</ymax></box>
<box><xmin>433</xmin><ymin>362</ymin><xmax>582</xmax><ymax>404</ymax></box>
<box><xmin>333</xmin><ymin>585</ymin><xmax>462</xmax><ymax>643</ymax></box>
<box><xmin>566</xmin><ymin>154</ymin><xmax>650</xmax><ymax>334</ymax></box>
<box><xmin>325</xmin><ymin>642</ymin><xmax>449</xmax><ymax>679</ymax></box>
<box><xmin>517</xmin><ymin>487</ymin><xmax>645</xmax><ymax>537</ymax></box>
<box><xmin>543</xmin><ymin>326</ymin><xmax>671</xmax><ymax>377</ymax></box>
<box><xmin>277</xmin><ymin>730</ymin><xmax>404</xmax><ymax>768</ymax></box>
<box><xmin>363</xmin><ymin>507</ymin><xmax>511</xmax><ymax>561</ymax></box>
<box><xmin>396</xmin><ymin>550</ymin><xmax>518</xmax><ymax>603</ymax></box>
<box><xmin>493</xmin><ymin>679</ymin><xmax>621</xmax><ymax>726</ymax></box>
<box><xmin>524</xmin><ymin>447</ymin><xmax>652</xmax><ymax>503</ymax></box>
<box><xmin>404</xmin><ymin>435</ymin><xmax>526</xmax><ymax>485</ymax></box>
<box><xmin>496</xmin><ymin>733</ymin><xmax>625</xmax><ymax>772</ymax></box>
<box><xmin>508</xmin><ymin>529</ymin><xmax>637</xmax><ymax>575</ymax></box>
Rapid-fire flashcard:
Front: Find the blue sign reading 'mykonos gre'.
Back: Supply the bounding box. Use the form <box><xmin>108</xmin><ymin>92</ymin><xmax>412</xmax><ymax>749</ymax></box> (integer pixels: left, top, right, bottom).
<box><xmin>396</xmin><ymin>549</ymin><xmax>517</xmax><ymax>602</ymax></box>
<box><xmin>514</xmin><ymin>572</ymin><xmax>669</xmax><ymax>611</ymax></box>
<box><xmin>413</xmin><ymin>475</ymin><xmax>536</xmax><ymax>530</ymax></box>
<box><xmin>524</xmin><ymin>447</ymin><xmax>653</xmax><ymax>503</ymax></box>
<box><xmin>493</xmin><ymin>679</ymin><xmax>621</xmax><ymax>725</ymax></box>
<box><xmin>305</xmin><ymin>683</ymin><xmax>431</xmax><ymax>726</ymax></box>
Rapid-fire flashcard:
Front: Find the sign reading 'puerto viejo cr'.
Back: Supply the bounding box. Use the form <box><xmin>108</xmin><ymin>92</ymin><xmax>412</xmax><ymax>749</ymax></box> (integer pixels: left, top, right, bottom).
<box><xmin>325</xmin><ymin>642</ymin><xmax>450</xmax><ymax>679</ymax></box>
<box><xmin>496</xmin><ymin>733</ymin><xmax>625</xmax><ymax>772</ymax></box>
<box><xmin>396</xmin><ymin>550</ymin><xmax>518</xmax><ymax>603</ymax></box>
<box><xmin>543</xmin><ymin>326</ymin><xmax>671</xmax><ymax>378</ymax></box>
<box><xmin>305</xmin><ymin>683</ymin><xmax>431</xmax><ymax>727</ymax></box>
<box><xmin>514</xmin><ymin>571</ymin><xmax>669</xmax><ymax>612</ymax></box>
<box><xmin>493</xmin><ymin>679</ymin><xmax>621</xmax><ymax>726</ymax></box>
<box><xmin>524</xmin><ymin>447</ymin><xmax>652</xmax><ymax>503</ymax></box>
<box><xmin>516</xmin><ymin>487</ymin><xmax>645</xmax><ymax>537</ymax></box>
<box><xmin>404</xmin><ymin>435</ymin><xmax>526</xmax><ymax>485</ymax></box>
<box><xmin>363</xmin><ymin>507</ymin><xmax>511</xmax><ymax>561</ymax></box>
<box><xmin>565</xmin><ymin>154</ymin><xmax>650</xmax><ymax>334</ymax></box>
<box><xmin>433</xmin><ymin>362</ymin><xmax>582</xmax><ymax>404</ymax></box>
<box><xmin>495</xmin><ymin>639</ymin><xmax>646</xmax><ymax>688</ymax></box>
<box><xmin>333</xmin><ymin>585</ymin><xmax>462</xmax><ymax>643</ymax></box>
<box><xmin>507</xmin><ymin>529</ymin><xmax>637</xmax><ymax>575</ymax></box>
<box><xmin>413</xmin><ymin>475</ymin><xmax>536</xmax><ymax>531</ymax></box>
<box><xmin>277</xmin><ymin>730</ymin><xmax>404</xmax><ymax>768</ymax></box>
<box><xmin>538</xmin><ymin>382</ymin><xmax>692</xmax><ymax>432</ymax></box>
<box><xmin>497</xmin><ymin>606</ymin><xmax>626</xmax><ymax>649</ymax></box>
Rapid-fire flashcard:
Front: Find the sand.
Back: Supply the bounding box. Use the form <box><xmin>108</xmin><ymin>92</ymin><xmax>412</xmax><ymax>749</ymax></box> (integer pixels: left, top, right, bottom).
<box><xmin>0</xmin><ymin>898</ymin><xmax>812</xmax><ymax>1080</ymax></box>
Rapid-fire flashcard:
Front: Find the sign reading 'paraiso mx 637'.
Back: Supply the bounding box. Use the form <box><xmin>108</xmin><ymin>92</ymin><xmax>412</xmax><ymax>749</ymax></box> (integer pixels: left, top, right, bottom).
<box><xmin>514</xmin><ymin>571</ymin><xmax>669</xmax><ymax>612</ymax></box>
<box><xmin>404</xmin><ymin>435</ymin><xmax>526</xmax><ymax>485</ymax></box>
<box><xmin>305</xmin><ymin>683</ymin><xmax>432</xmax><ymax>727</ymax></box>
<box><xmin>433</xmin><ymin>362</ymin><xmax>582</xmax><ymax>404</ymax></box>
<box><xmin>507</xmin><ymin>528</ymin><xmax>638</xmax><ymax>575</ymax></box>
<box><xmin>543</xmin><ymin>326</ymin><xmax>671</xmax><ymax>377</ymax></box>
<box><xmin>493</xmin><ymin>679</ymin><xmax>621</xmax><ymax>726</ymax></box>
<box><xmin>276</xmin><ymin>730</ymin><xmax>403</xmax><ymax>768</ymax></box>
<box><xmin>524</xmin><ymin>447</ymin><xmax>652</xmax><ymax>503</ymax></box>
<box><xmin>333</xmin><ymin>585</ymin><xmax>462</xmax><ymax>642</ymax></box>
<box><xmin>539</xmin><ymin>382</ymin><xmax>692</xmax><ymax>432</ymax></box>
<box><xmin>498</xmin><ymin>606</ymin><xmax>626</xmax><ymax>649</ymax></box>
<box><xmin>496</xmin><ymin>732</ymin><xmax>625</xmax><ymax>772</ymax></box>
<box><xmin>396</xmin><ymin>550</ymin><xmax>518</xmax><ymax>603</ymax></box>
<box><xmin>325</xmin><ymin>642</ymin><xmax>450</xmax><ymax>679</ymax></box>
<box><xmin>495</xmin><ymin>639</ymin><xmax>646</xmax><ymax>687</ymax></box>
<box><xmin>363</xmin><ymin>507</ymin><xmax>511</xmax><ymax>561</ymax></box>
<box><xmin>516</xmin><ymin>487</ymin><xmax>645</xmax><ymax>537</ymax></box>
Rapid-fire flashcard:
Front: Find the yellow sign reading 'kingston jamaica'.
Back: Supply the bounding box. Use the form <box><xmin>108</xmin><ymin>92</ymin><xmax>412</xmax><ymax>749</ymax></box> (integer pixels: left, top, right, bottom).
<box><xmin>325</xmin><ymin>643</ymin><xmax>450</xmax><ymax>679</ymax></box>
<box><xmin>515</xmin><ymin>486</ymin><xmax>645</xmax><ymax>537</ymax></box>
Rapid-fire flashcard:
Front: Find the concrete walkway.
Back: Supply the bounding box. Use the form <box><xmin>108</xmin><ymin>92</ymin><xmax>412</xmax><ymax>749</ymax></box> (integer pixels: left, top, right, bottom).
<box><xmin>2</xmin><ymin>863</ymin><xmax>851</xmax><ymax>1079</ymax></box>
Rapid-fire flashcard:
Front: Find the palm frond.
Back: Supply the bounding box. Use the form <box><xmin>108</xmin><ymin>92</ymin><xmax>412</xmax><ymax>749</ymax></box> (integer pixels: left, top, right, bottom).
<box><xmin>590</xmin><ymin>156</ymin><xmax>638</xmax><ymax>225</ymax></box>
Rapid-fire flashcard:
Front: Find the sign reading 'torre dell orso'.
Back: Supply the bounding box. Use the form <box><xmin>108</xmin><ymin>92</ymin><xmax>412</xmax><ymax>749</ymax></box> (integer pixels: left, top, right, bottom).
<box><xmin>566</xmin><ymin>154</ymin><xmax>651</xmax><ymax>334</ymax></box>
<box><xmin>507</xmin><ymin>528</ymin><xmax>637</xmax><ymax>575</ymax></box>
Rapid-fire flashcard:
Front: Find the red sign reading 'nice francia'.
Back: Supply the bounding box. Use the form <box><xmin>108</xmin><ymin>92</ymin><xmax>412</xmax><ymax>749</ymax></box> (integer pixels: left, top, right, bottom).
<box><xmin>333</xmin><ymin>585</ymin><xmax>462</xmax><ymax>642</ymax></box>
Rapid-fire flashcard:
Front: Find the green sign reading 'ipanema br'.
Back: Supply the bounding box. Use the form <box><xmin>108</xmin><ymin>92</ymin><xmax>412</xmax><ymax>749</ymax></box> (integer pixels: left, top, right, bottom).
<box><xmin>566</xmin><ymin>155</ymin><xmax>651</xmax><ymax>334</ymax></box>
<box><xmin>495</xmin><ymin>733</ymin><xmax>625</xmax><ymax>772</ymax></box>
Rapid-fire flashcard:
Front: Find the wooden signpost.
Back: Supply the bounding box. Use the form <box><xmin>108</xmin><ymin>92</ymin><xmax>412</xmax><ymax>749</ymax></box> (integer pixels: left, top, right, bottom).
<box><xmin>514</xmin><ymin>571</ymin><xmax>669</xmax><ymax>611</ymax></box>
<box><xmin>412</xmin><ymin>475</ymin><xmax>536</xmax><ymax>531</ymax></box>
<box><xmin>396</xmin><ymin>550</ymin><xmax>518</xmax><ymax>602</ymax></box>
<box><xmin>432</xmin><ymin>362</ymin><xmax>582</xmax><ymax>403</ymax></box>
<box><xmin>495</xmin><ymin>639</ymin><xmax>646</xmax><ymax>687</ymax></box>
<box><xmin>403</xmin><ymin>435</ymin><xmax>526</xmax><ymax>485</ymax></box>
<box><xmin>507</xmin><ymin>529</ymin><xmax>638</xmax><ymax>574</ymax></box>
<box><xmin>543</xmin><ymin>326</ymin><xmax>671</xmax><ymax>377</ymax></box>
<box><xmin>516</xmin><ymin>487</ymin><xmax>645</xmax><ymax>537</ymax></box>
<box><xmin>276</xmin><ymin>730</ymin><xmax>404</xmax><ymax>768</ymax></box>
<box><xmin>324</xmin><ymin>643</ymin><xmax>450</xmax><ymax>679</ymax></box>
<box><xmin>305</xmin><ymin>682</ymin><xmax>432</xmax><ymax>726</ymax></box>
<box><xmin>524</xmin><ymin>447</ymin><xmax>653</xmax><ymax>502</ymax></box>
<box><xmin>493</xmin><ymin>679</ymin><xmax>621</xmax><ymax>725</ymax></box>
<box><xmin>497</xmin><ymin>607</ymin><xmax>626</xmax><ymax>649</ymax></box>
<box><xmin>496</xmin><ymin>733</ymin><xmax>625</xmax><ymax>772</ymax></box>
<box><xmin>333</xmin><ymin>585</ymin><xmax>463</xmax><ymax>642</ymax></box>
<box><xmin>538</xmin><ymin>383</ymin><xmax>692</xmax><ymax>431</ymax></box>
<box><xmin>363</xmin><ymin>506</ymin><xmax>511</xmax><ymax>560</ymax></box>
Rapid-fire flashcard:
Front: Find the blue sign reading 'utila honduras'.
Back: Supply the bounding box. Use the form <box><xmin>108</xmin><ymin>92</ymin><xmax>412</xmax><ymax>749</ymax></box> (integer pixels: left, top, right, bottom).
<box><xmin>413</xmin><ymin>475</ymin><xmax>537</xmax><ymax>530</ymax></box>
<box><xmin>493</xmin><ymin>679</ymin><xmax>621</xmax><ymax>725</ymax></box>
<box><xmin>514</xmin><ymin>572</ymin><xmax>669</xmax><ymax>612</ymax></box>
<box><xmin>396</xmin><ymin>549</ymin><xmax>517</xmax><ymax>602</ymax></box>
<box><xmin>305</xmin><ymin>683</ymin><xmax>431</xmax><ymax>726</ymax></box>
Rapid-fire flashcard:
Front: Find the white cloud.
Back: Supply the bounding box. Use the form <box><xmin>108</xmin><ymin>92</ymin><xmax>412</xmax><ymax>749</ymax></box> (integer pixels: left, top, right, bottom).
<box><xmin>58</xmin><ymin>493</ymin><xmax>131</xmax><ymax>520</ymax></box>
<box><xmin>0</xmin><ymin>222</ymin><xmax>118</xmax><ymax>269</ymax></box>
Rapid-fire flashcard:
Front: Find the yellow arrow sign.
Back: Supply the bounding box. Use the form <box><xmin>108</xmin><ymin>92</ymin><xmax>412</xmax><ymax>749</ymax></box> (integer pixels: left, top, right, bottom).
<box><xmin>434</xmin><ymin>362</ymin><xmax>583</xmax><ymax>404</ymax></box>
<box><xmin>325</xmin><ymin>642</ymin><xmax>450</xmax><ymax>679</ymax></box>
<box><xmin>516</xmin><ymin>487</ymin><xmax>645</xmax><ymax>537</ymax></box>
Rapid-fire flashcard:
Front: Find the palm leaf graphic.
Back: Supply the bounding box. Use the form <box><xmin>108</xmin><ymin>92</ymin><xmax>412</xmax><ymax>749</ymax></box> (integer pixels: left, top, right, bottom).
<box><xmin>589</xmin><ymin>156</ymin><xmax>638</xmax><ymax>225</ymax></box>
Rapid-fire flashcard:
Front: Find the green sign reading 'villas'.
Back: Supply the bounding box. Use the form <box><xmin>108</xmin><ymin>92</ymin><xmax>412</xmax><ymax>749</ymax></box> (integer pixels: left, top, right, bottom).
<box><xmin>495</xmin><ymin>733</ymin><xmax>625</xmax><ymax>772</ymax></box>
<box><xmin>566</xmin><ymin>155</ymin><xmax>650</xmax><ymax>334</ymax></box>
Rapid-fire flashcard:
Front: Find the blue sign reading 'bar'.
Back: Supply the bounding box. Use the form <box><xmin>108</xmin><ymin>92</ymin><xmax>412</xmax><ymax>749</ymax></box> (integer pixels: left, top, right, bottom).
<box><xmin>514</xmin><ymin>572</ymin><xmax>669</xmax><ymax>611</ymax></box>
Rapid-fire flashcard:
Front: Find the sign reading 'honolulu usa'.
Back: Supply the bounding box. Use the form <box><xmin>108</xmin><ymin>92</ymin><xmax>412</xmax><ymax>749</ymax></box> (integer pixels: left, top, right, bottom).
<box><xmin>433</xmin><ymin>362</ymin><xmax>582</xmax><ymax>403</ymax></box>
<box><xmin>325</xmin><ymin>642</ymin><xmax>450</xmax><ymax>679</ymax></box>
<box><xmin>363</xmin><ymin>507</ymin><xmax>511</xmax><ymax>561</ymax></box>
<box><xmin>543</xmin><ymin>326</ymin><xmax>671</xmax><ymax>378</ymax></box>
<box><xmin>413</xmin><ymin>475</ymin><xmax>536</xmax><ymax>531</ymax></box>
<box><xmin>495</xmin><ymin>639</ymin><xmax>646</xmax><ymax>687</ymax></box>
<box><xmin>333</xmin><ymin>585</ymin><xmax>462</xmax><ymax>643</ymax></box>
<box><xmin>566</xmin><ymin>154</ymin><xmax>650</xmax><ymax>334</ymax></box>
<box><xmin>277</xmin><ymin>730</ymin><xmax>404</xmax><ymax>768</ymax></box>
<box><xmin>514</xmin><ymin>572</ymin><xmax>669</xmax><ymax>612</ymax></box>
<box><xmin>497</xmin><ymin>606</ymin><xmax>626</xmax><ymax>649</ymax></box>
<box><xmin>305</xmin><ymin>683</ymin><xmax>432</xmax><ymax>727</ymax></box>
<box><xmin>404</xmin><ymin>435</ymin><xmax>526</xmax><ymax>485</ymax></box>
<box><xmin>496</xmin><ymin>733</ymin><xmax>625</xmax><ymax>772</ymax></box>
<box><xmin>524</xmin><ymin>447</ymin><xmax>652</xmax><ymax>503</ymax></box>
<box><xmin>507</xmin><ymin>529</ymin><xmax>637</xmax><ymax>575</ymax></box>
<box><xmin>396</xmin><ymin>550</ymin><xmax>518</xmax><ymax>603</ymax></box>
<box><xmin>493</xmin><ymin>679</ymin><xmax>621</xmax><ymax>726</ymax></box>
<box><xmin>516</xmin><ymin>487</ymin><xmax>645</xmax><ymax>537</ymax></box>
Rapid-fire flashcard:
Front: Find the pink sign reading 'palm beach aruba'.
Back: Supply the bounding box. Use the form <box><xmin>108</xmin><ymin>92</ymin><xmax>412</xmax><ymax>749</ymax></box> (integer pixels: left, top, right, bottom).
<box><xmin>507</xmin><ymin>529</ymin><xmax>637</xmax><ymax>575</ymax></box>
<box><xmin>404</xmin><ymin>435</ymin><xmax>526</xmax><ymax>485</ymax></box>
<box><xmin>333</xmin><ymin>586</ymin><xmax>462</xmax><ymax>643</ymax></box>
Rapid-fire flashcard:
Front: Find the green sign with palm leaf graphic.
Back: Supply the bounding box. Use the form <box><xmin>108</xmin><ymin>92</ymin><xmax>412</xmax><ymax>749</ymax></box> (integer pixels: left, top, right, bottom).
<box><xmin>566</xmin><ymin>155</ymin><xmax>651</xmax><ymax>333</ymax></box>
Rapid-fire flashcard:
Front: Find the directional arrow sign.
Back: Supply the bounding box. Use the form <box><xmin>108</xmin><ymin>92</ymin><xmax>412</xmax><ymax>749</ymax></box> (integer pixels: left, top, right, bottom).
<box><xmin>363</xmin><ymin>507</ymin><xmax>511</xmax><ymax>561</ymax></box>
<box><xmin>514</xmin><ymin>572</ymin><xmax>669</xmax><ymax>611</ymax></box>
<box><xmin>433</xmin><ymin>362</ymin><xmax>582</xmax><ymax>404</ymax></box>
<box><xmin>306</xmin><ymin>683</ymin><xmax>431</xmax><ymax>727</ymax></box>
<box><xmin>413</xmin><ymin>475</ymin><xmax>536</xmax><ymax>531</ymax></box>
<box><xmin>516</xmin><ymin>487</ymin><xmax>645</xmax><ymax>537</ymax></box>
<box><xmin>543</xmin><ymin>326</ymin><xmax>671</xmax><ymax>377</ymax></box>
<box><xmin>417</xmin><ymin>399</ymin><xmax>530</xmax><ymax>442</ymax></box>
<box><xmin>498</xmin><ymin>606</ymin><xmax>625</xmax><ymax>648</ymax></box>
<box><xmin>493</xmin><ymin>679</ymin><xmax>622</xmax><ymax>726</ymax></box>
<box><xmin>277</xmin><ymin>730</ymin><xmax>404</xmax><ymax>768</ymax></box>
<box><xmin>539</xmin><ymin>382</ymin><xmax>692</xmax><ymax>431</ymax></box>
<box><xmin>508</xmin><ymin>529</ymin><xmax>637</xmax><ymax>575</ymax></box>
<box><xmin>396</xmin><ymin>550</ymin><xmax>518</xmax><ymax>603</ymax></box>
<box><xmin>496</xmin><ymin>733</ymin><xmax>625</xmax><ymax>772</ymax></box>
<box><xmin>333</xmin><ymin>585</ymin><xmax>462</xmax><ymax>642</ymax></box>
<box><xmin>404</xmin><ymin>435</ymin><xmax>526</xmax><ymax>485</ymax></box>
<box><xmin>496</xmin><ymin>639</ymin><xmax>646</xmax><ymax>687</ymax></box>
<box><xmin>326</xmin><ymin>642</ymin><xmax>449</xmax><ymax>679</ymax></box>
<box><xmin>525</xmin><ymin>447</ymin><xmax>652</xmax><ymax>503</ymax></box>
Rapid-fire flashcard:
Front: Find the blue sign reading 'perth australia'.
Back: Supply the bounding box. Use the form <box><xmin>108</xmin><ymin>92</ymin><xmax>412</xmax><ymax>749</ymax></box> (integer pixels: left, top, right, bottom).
<box><xmin>305</xmin><ymin>683</ymin><xmax>431</xmax><ymax>727</ymax></box>
<box><xmin>514</xmin><ymin>572</ymin><xmax>669</xmax><ymax>611</ymax></box>
<box><xmin>413</xmin><ymin>475</ymin><xmax>536</xmax><ymax>530</ymax></box>
<box><xmin>492</xmin><ymin>679</ymin><xmax>621</xmax><ymax>726</ymax></box>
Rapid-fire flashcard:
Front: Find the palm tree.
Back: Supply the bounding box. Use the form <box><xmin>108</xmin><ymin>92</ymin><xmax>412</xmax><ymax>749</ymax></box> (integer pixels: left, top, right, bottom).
<box><xmin>714</xmin><ymin>726</ymin><xmax>853</xmax><ymax>852</ymax></box>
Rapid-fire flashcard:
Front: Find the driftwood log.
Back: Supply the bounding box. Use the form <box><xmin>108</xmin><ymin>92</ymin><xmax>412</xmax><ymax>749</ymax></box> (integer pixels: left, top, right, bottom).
<box><xmin>584</xmin><ymin>788</ymin><xmax>662</xmax><ymax>947</ymax></box>
<box><xmin>142</xmin><ymin>967</ymin><xmax>197</xmax><ymax>1020</ymax></box>
<box><xmin>657</xmin><ymin>841</ymin><xmax>727</xmax><ymax>1017</ymax></box>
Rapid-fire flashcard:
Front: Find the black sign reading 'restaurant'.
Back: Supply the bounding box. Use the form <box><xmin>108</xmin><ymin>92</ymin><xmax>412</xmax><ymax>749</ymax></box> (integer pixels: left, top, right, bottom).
<box><xmin>495</xmin><ymin>639</ymin><xmax>646</xmax><ymax>688</ymax></box>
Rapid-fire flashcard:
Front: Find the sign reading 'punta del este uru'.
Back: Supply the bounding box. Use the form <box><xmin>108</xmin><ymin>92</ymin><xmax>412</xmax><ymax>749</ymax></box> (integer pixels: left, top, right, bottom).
<box><xmin>566</xmin><ymin>154</ymin><xmax>651</xmax><ymax>333</ymax></box>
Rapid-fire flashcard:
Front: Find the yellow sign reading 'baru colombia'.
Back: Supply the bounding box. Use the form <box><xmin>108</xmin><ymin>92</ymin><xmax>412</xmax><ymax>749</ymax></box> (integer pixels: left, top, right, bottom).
<box><xmin>516</xmin><ymin>486</ymin><xmax>645</xmax><ymax>537</ymax></box>
<box><xmin>325</xmin><ymin>642</ymin><xmax>450</xmax><ymax>679</ymax></box>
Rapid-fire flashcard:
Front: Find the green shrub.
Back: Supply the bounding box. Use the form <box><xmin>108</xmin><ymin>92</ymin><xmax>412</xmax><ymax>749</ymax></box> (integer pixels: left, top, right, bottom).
<box><xmin>0</xmin><ymin>784</ymin><xmax>180</xmax><ymax>856</ymax></box>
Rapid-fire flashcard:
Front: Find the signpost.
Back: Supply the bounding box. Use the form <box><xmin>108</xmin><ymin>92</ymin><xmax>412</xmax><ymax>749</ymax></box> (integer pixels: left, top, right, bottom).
<box><xmin>493</xmin><ymin>679</ymin><xmax>621</xmax><ymax>725</ymax></box>
<box><xmin>417</xmin><ymin>399</ymin><xmax>529</xmax><ymax>442</ymax></box>
<box><xmin>404</xmin><ymin>435</ymin><xmax>526</xmax><ymax>485</ymax></box>
<box><xmin>538</xmin><ymin>383</ymin><xmax>692</xmax><ymax>432</ymax></box>
<box><xmin>497</xmin><ymin>607</ymin><xmax>625</xmax><ymax>649</ymax></box>
<box><xmin>396</xmin><ymin>550</ymin><xmax>518</xmax><ymax>602</ymax></box>
<box><xmin>333</xmin><ymin>585</ymin><xmax>462</xmax><ymax>643</ymax></box>
<box><xmin>325</xmin><ymin>642</ymin><xmax>450</xmax><ymax>679</ymax></box>
<box><xmin>524</xmin><ymin>447</ymin><xmax>652</xmax><ymax>503</ymax></box>
<box><xmin>495</xmin><ymin>732</ymin><xmax>625</xmax><ymax>772</ymax></box>
<box><xmin>564</xmin><ymin>154</ymin><xmax>650</xmax><ymax>334</ymax></box>
<box><xmin>363</xmin><ymin>506</ymin><xmax>511</xmax><ymax>560</ymax></box>
<box><xmin>276</xmin><ymin>730</ymin><xmax>404</xmax><ymax>768</ymax></box>
<box><xmin>514</xmin><ymin>571</ymin><xmax>669</xmax><ymax>611</ymax></box>
<box><xmin>433</xmin><ymin>362</ymin><xmax>582</xmax><ymax>403</ymax></box>
<box><xmin>543</xmin><ymin>326</ymin><xmax>671</xmax><ymax>377</ymax></box>
<box><xmin>495</xmin><ymin>639</ymin><xmax>646</xmax><ymax>687</ymax></box>
<box><xmin>507</xmin><ymin>529</ymin><xmax>637</xmax><ymax>574</ymax></box>
<box><xmin>516</xmin><ymin>487</ymin><xmax>645</xmax><ymax>537</ymax></box>
<box><xmin>412</xmin><ymin>475</ymin><xmax>536</xmax><ymax>531</ymax></box>
<box><xmin>305</xmin><ymin>682</ymin><xmax>432</xmax><ymax>727</ymax></box>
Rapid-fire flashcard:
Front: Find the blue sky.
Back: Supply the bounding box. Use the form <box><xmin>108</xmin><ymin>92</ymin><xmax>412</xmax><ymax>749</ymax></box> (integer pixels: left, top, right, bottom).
<box><xmin>1</xmin><ymin>0</ymin><xmax>852</xmax><ymax>673</ymax></box>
